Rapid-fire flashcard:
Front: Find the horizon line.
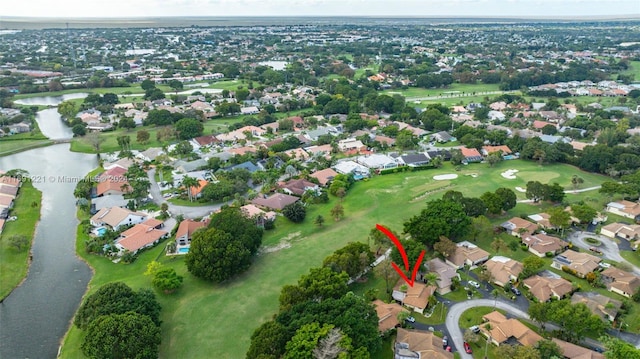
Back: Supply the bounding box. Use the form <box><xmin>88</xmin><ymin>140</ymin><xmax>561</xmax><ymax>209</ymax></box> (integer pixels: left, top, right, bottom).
<box><xmin>2</xmin><ymin>15</ymin><xmax>640</xmax><ymax>20</ymax></box>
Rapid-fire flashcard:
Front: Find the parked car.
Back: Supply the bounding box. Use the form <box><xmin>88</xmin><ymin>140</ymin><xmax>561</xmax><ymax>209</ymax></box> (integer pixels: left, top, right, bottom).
<box><xmin>446</xmin><ymin>346</ymin><xmax>452</xmax><ymax>352</ymax></box>
<box><xmin>589</xmin><ymin>247</ymin><xmax>603</xmax><ymax>255</ymax></box>
<box><xmin>469</xmin><ymin>325</ymin><xmax>480</xmax><ymax>334</ymax></box>
<box><xmin>406</xmin><ymin>316</ymin><xmax>415</xmax><ymax>323</ymax></box>
<box><xmin>442</xmin><ymin>335</ymin><xmax>448</xmax><ymax>348</ymax></box>
<box><xmin>464</xmin><ymin>342</ymin><xmax>472</xmax><ymax>354</ymax></box>
<box><xmin>511</xmin><ymin>287</ymin><xmax>521</xmax><ymax>296</ymax></box>
<box><xmin>468</xmin><ymin>280</ymin><xmax>480</xmax><ymax>288</ymax></box>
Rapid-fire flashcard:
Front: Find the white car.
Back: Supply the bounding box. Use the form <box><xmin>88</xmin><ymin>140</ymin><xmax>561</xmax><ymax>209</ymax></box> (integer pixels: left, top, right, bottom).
<box><xmin>468</xmin><ymin>280</ymin><xmax>480</xmax><ymax>288</ymax></box>
<box><xmin>406</xmin><ymin>316</ymin><xmax>416</xmax><ymax>323</ymax></box>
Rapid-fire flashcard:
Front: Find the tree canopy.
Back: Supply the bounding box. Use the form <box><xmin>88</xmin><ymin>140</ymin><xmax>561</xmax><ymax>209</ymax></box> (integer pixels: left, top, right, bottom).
<box><xmin>403</xmin><ymin>199</ymin><xmax>471</xmax><ymax>248</ymax></box>
<box><xmin>322</xmin><ymin>242</ymin><xmax>374</xmax><ymax>278</ymax></box>
<box><xmin>185</xmin><ymin>227</ymin><xmax>252</xmax><ymax>282</ymax></box>
<box><xmin>279</xmin><ymin>267</ymin><xmax>350</xmax><ymax>310</ymax></box>
<box><xmin>74</xmin><ymin>282</ymin><xmax>161</xmax><ymax>330</ymax></box>
<box><xmin>81</xmin><ymin>312</ymin><xmax>161</xmax><ymax>359</ymax></box>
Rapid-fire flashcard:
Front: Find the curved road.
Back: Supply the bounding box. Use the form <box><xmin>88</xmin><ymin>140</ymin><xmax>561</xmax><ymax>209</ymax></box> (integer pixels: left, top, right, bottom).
<box><xmin>147</xmin><ymin>168</ymin><xmax>224</xmax><ymax>218</ymax></box>
<box><xmin>446</xmin><ymin>299</ymin><xmax>531</xmax><ymax>359</ymax></box>
<box><xmin>568</xmin><ymin>231</ymin><xmax>640</xmax><ymax>276</ymax></box>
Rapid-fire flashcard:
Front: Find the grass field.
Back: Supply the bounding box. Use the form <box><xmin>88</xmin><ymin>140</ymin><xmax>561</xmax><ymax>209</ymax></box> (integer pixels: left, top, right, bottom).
<box><xmin>620</xmin><ymin>61</ymin><xmax>640</xmax><ymax>82</ymax></box>
<box><xmin>0</xmin><ymin>122</ymin><xmax>54</xmax><ymax>157</ymax></box>
<box><xmin>69</xmin><ymin>117</ymin><xmax>243</xmax><ymax>153</ymax></box>
<box><xmin>0</xmin><ymin>182</ymin><xmax>42</xmax><ymax>300</ymax></box>
<box><xmin>69</xmin><ymin>108</ymin><xmax>310</xmax><ymax>153</ymax></box>
<box><xmin>13</xmin><ymin>80</ymin><xmax>247</xmax><ymax>100</ymax></box>
<box><xmin>57</xmin><ymin>159</ymin><xmax>612</xmax><ymax>358</ymax></box>
<box><xmin>383</xmin><ymin>83</ymin><xmax>502</xmax><ymax>99</ymax></box>
<box><xmin>0</xmin><ymin>139</ymin><xmax>54</xmax><ymax>157</ymax></box>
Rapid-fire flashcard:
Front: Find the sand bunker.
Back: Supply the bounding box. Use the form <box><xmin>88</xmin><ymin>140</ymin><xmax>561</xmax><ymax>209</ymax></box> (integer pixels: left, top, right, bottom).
<box><xmin>515</xmin><ymin>186</ymin><xmax>526</xmax><ymax>192</ymax></box>
<box><xmin>433</xmin><ymin>174</ymin><xmax>458</xmax><ymax>180</ymax></box>
<box><xmin>501</xmin><ymin>169</ymin><xmax>519</xmax><ymax>179</ymax></box>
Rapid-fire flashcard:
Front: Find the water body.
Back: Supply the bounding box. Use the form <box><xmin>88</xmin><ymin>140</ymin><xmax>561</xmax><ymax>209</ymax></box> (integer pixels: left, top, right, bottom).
<box><xmin>0</xmin><ymin>104</ymin><xmax>97</xmax><ymax>358</ymax></box>
<box><xmin>14</xmin><ymin>92</ymin><xmax>88</xmax><ymax>106</ymax></box>
<box><xmin>258</xmin><ymin>60</ymin><xmax>289</xmax><ymax>70</ymax></box>
<box><xmin>35</xmin><ymin>108</ymin><xmax>74</xmax><ymax>140</ymax></box>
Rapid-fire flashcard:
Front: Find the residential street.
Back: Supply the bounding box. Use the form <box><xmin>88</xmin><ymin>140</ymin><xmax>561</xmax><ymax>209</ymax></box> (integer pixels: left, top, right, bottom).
<box><xmin>147</xmin><ymin>168</ymin><xmax>225</xmax><ymax>218</ymax></box>
<box><xmin>568</xmin><ymin>230</ymin><xmax>640</xmax><ymax>276</ymax></box>
<box><xmin>445</xmin><ymin>298</ymin><xmax>532</xmax><ymax>359</ymax></box>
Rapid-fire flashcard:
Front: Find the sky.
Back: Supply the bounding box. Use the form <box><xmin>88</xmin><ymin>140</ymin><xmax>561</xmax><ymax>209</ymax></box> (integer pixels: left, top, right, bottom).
<box><xmin>2</xmin><ymin>0</ymin><xmax>639</xmax><ymax>18</ymax></box>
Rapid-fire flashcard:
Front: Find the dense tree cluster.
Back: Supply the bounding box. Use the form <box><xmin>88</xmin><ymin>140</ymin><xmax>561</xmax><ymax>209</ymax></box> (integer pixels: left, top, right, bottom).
<box><xmin>248</xmin><ymin>242</ymin><xmax>381</xmax><ymax>358</ymax></box>
<box><xmin>525</xmin><ymin>181</ymin><xmax>565</xmax><ymax>203</ymax></box>
<box><xmin>403</xmin><ymin>198</ymin><xmax>471</xmax><ymax>248</ymax></box>
<box><xmin>528</xmin><ymin>300</ymin><xmax>606</xmax><ymax>343</ymax></box>
<box><xmin>185</xmin><ymin>207</ymin><xmax>263</xmax><ymax>282</ymax></box>
<box><xmin>74</xmin><ymin>282</ymin><xmax>162</xmax><ymax>359</ymax></box>
<box><xmin>322</xmin><ymin>242</ymin><xmax>374</xmax><ymax>278</ymax></box>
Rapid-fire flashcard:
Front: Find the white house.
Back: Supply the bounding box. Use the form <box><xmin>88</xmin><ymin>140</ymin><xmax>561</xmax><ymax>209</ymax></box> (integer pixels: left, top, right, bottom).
<box><xmin>90</xmin><ymin>207</ymin><xmax>148</xmax><ymax>231</ymax></box>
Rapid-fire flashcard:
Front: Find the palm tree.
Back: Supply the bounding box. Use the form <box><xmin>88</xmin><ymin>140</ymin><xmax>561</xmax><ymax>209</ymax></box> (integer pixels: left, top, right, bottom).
<box><xmin>181</xmin><ymin>175</ymin><xmax>198</xmax><ymax>202</ymax></box>
<box><xmin>424</xmin><ymin>273</ymin><xmax>439</xmax><ymax>287</ymax></box>
<box><xmin>484</xmin><ymin>323</ymin><xmax>493</xmax><ymax>359</ymax></box>
<box><xmin>491</xmin><ymin>289</ymin><xmax>500</xmax><ymax>309</ymax></box>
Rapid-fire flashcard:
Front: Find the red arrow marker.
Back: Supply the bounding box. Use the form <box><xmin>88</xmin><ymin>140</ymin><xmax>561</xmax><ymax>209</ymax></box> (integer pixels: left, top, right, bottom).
<box><xmin>376</xmin><ymin>224</ymin><xmax>425</xmax><ymax>287</ymax></box>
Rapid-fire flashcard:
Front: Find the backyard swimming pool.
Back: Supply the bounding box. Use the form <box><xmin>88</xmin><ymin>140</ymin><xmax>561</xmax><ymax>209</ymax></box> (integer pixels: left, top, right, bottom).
<box><xmin>178</xmin><ymin>247</ymin><xmax>190</xmax><ymax>254</ymax></box>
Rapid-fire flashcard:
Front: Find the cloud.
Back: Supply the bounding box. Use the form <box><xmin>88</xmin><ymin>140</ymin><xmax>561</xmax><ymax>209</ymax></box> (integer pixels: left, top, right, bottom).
<box><xmin>3</xmin><ymin>0</ymin><xmax>639</xmax><ymax>18</ymax></box>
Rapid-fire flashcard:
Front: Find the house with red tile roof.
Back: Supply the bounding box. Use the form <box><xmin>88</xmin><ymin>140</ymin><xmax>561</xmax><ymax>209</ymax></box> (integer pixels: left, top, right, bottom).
<box><xmin>392</xmin><ymin>279</ymin><xmax>436</xmax><ymax>314</ymax></box>
<box><xmin>372</xmin><ymin>300</ymin><xmax>408</xmax><ymax>333</ymax></box>
<box><xmin>189</xmin><ymin>179</ymin><xmax>209</xmax><ymax>198</ymax></box>
<box><xmin>485</xmin><ymin>256</ymin><xmax>523</xmax><ymax>287</ymax></box>
<box><xmin>278</xmin><ymin>178</ymin><xmax>319</xmax><ymax>196</ymax></box>
<box><xmin>309</xmin><ymin>168</ymin><xmax>338</xmax><ymax>187</ymax></box>
<box><xmin>460</xmin><ymin>147</ymin><xmax>483</xmax><ymax>162</ymax></box>
<box><xmin>522</xmin><ymin>233</ymin><xmax>568</xmax><ymax>257</ymax></box>
<box><xmin>252</xmin><ymin>193</ymin><xmax>299</xmax><ymax>211</ymax></box>
<box><xmin>523</xmin><ymin>275</ymin><xmax>573</xmax><ymax>302</ymax></box>
<box><xmin>501</xmin><ymin>217</ymin><xmax>539</xmax><ymax>237</ymax></box>
<box><xmin>481</xmin><ymin>311</ymin><xmax>542</xmax><ymax>347</ymax></box>
<box><xmin>116</xmin><ymin>219</ymin><xmax>169</xmax><ymax>254</ymax></box>
<box><xmin>90</xmin><ymin>207</ymin><xmax>147</xmax><ymax>230</ymax></box>
<box><xmin>481</xmin><ymin>145</ymin><xmax>512</xmax><ymax>156</ymax></box>
<box><xmin>532</xmin><ymin>120</ymin><xmax>556</xmax><ymax>130</ymax></box>
<box><xmin>606</xmin><ymin>200</ymin><xmax>640</xmax><ymax>222</ymax></box>
<box><xmin>175</xmin><ymin>218</ymin><xmax>209</xmax><ymax>246</ymax></box>
<box><xmin>394</xmin><ymin>328</ymin><xmax>453</xmax><ymax>359</ymax></box>
<box><xmin>601</xmin><ymin>267</ymin><xmax>640</xmax><ymax>298</ymax></box>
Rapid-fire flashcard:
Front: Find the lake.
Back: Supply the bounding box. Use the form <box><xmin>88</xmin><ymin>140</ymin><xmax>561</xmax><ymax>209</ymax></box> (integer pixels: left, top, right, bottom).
<box><xmin>0</xmin><ymin>103</ymin><xmax>97</xmax><ymax>359</ymax></box>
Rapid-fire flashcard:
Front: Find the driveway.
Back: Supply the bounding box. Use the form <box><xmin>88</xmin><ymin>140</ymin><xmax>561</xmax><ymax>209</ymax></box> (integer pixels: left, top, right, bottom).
<box><xmin>568</xmin><ymin>231</ymin><xmax>640</xmax><ymax>276</ymax></box>
<box><xmin>147</xmin><ymin>168</ymin><xmax>227</xmax><ymax>218</ymax></box>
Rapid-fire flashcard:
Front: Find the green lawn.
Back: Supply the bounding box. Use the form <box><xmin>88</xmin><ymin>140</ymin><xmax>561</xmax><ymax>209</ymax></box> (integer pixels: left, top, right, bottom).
<box><xmin>0</xmin><ymin>182</ymin><xmax>42</xmax><ymax>300</ymax></box>
<box><xmin>383</xmin><ymin>83</ymin><xmax>502</xmax><ymax>99</ymax></box>
<box><xmin>69</xmin><ymin>108</ymin><xmax>312</xmax><ymax>154</ymax></box>
<box><xmin>620</xmin><ymin>60</ymin><xmax>640</xmax><ymax>81</ymax></box>
<box><xmin>458</xmin><ymin>306</ymin><xmax>503</xmax><ymax>329</ymax></box>
<box><xmin>0</xmin><ymin>139</ymin><xmax>54</xmax><ymax>157</ymax></box>
<box><xmin>370</xmin><ymin>334</ymin><xmax>394</xmax><ymax>359</ymax></box>
<box><xmin>413</xmin><ymin>95</ymin><xmax>498</xmax><ymax>108</ymax></box>
<box><xmin>0</xmin><ymin>122</ymin><xmax>54</xmax><ymax>157</ymax></box>
<box><xmin>59</xmin><ymin>160</ymin><xmax>612</xmax><ymax>358</ymax></box>
<box><xmin>14</xmin><ymin>85</ymin><xmax>168</xmax><ymax>99</ymax></box>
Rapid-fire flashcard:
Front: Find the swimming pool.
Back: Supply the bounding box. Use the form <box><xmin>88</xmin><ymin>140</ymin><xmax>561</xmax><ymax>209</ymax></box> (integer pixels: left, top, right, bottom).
<box><xmin>96</xmin><ymin>227</ymin><xmax>107</xmax><ymax>236</ymax></box>
<box><xmin>178</xmin><ymin>247</ymin><xmax>190</xmax><ymax>254</ymax></box>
